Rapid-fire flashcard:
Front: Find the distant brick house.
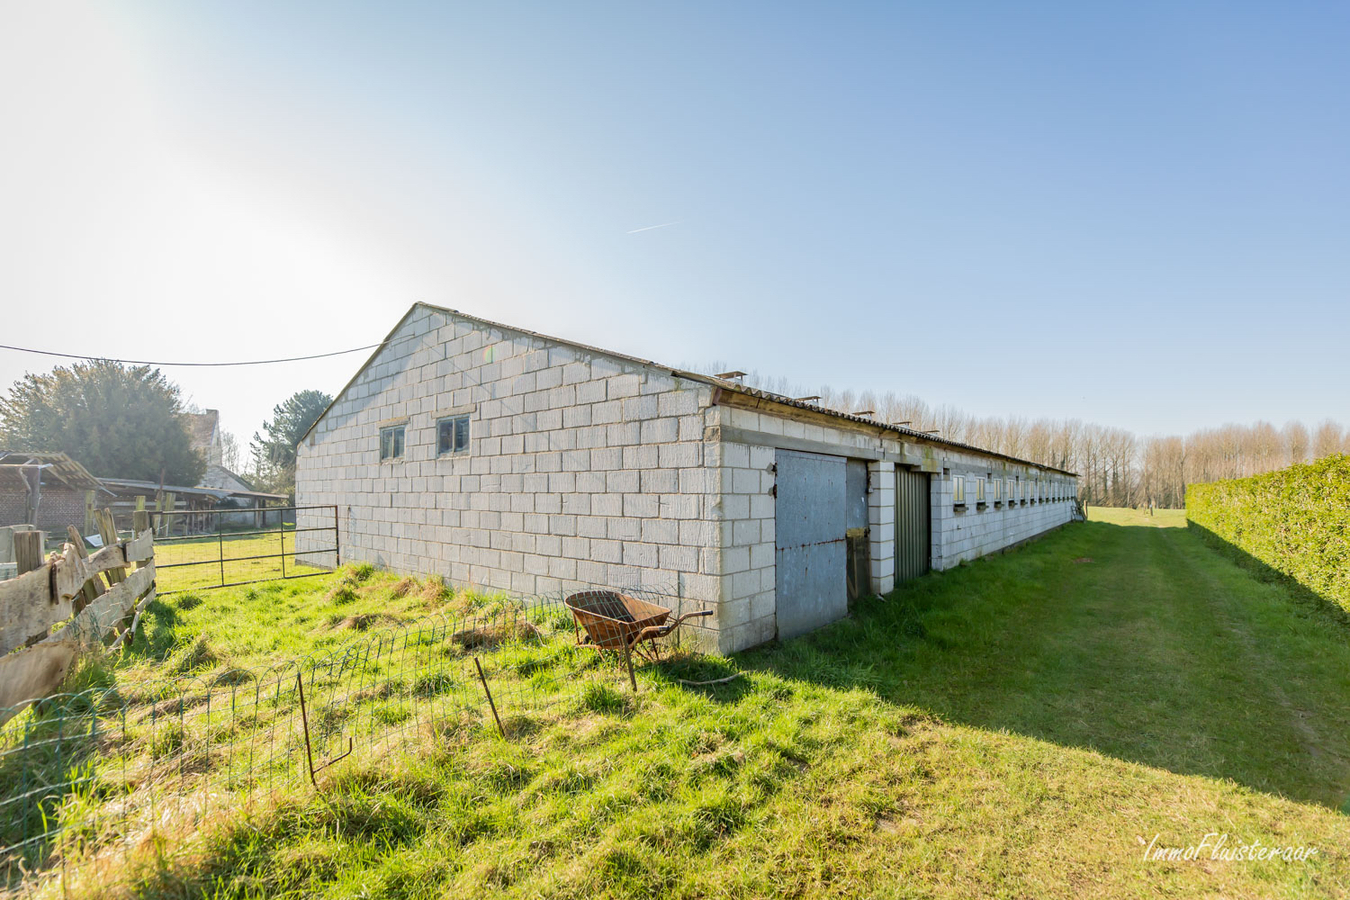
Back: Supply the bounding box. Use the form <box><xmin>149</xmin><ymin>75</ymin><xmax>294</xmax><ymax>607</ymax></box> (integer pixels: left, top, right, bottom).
<box><xmin>297</xmin><ymin>304</ymin><xmax>1079</xmax><ymax>652</ymax></box>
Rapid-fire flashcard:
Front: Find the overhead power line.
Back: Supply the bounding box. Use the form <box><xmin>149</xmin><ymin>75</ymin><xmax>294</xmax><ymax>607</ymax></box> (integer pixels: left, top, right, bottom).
<box><xmin>0</xmin><ymin>341</ymin><xmax>387</xmax><ymax>368</ymax></box>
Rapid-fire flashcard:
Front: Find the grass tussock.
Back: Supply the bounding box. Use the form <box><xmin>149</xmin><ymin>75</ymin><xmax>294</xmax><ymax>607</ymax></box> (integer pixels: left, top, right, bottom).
<box><xmin>389</xmin><ymin>576</ymin><xmax>420</xmax><ymax>599</ymax></box>
<box><xmin>332</xmin><ymin>612</ymin><xmax>406</xmax><ymax>632</ymax></box>
<box><xmin>451</xmin><ymin>620</ymin><xmax>542</xmax><ymax>651</ymax></box>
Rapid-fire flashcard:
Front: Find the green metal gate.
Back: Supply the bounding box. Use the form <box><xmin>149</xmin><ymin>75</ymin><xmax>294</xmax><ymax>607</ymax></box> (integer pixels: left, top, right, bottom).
<box><xmin>894</xmin><ymin>468</ymin><xmax>930</xmax><ymax>582</ymax></box>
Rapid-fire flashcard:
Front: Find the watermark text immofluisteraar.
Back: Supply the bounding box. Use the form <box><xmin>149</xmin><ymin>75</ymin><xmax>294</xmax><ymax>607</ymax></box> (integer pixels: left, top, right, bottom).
<box><xmin>1139</xmin><ymin>833</ymin><xmax>1319</xmax><ymax>863</ymax></box>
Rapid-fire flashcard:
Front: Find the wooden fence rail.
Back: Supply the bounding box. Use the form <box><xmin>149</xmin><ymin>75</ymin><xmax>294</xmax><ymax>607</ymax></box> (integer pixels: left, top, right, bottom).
<box><xmin>0</xmin><ymin>529</ymin><xmax>155</xmax><ymax>725</ymax></box>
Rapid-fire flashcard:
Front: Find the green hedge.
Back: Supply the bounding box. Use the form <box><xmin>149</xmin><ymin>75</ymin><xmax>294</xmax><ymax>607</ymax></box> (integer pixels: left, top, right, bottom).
<box><xmin>1186</xmin><ymin>455</ymin><xmax>1350</xmax><ymax>615</ymax></box>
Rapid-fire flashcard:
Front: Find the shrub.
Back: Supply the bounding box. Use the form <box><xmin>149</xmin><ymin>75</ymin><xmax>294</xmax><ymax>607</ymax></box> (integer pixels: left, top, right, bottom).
<box><xmin>1186</xmin><ymin>455</ymin><xmax>1350</xmax><ymax>615</ymax></box>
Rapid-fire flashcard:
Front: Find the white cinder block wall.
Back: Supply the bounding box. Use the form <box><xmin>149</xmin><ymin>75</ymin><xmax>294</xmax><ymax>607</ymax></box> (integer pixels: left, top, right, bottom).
<box><xmin>296</xmin><ymin>306</ymin><xmax>724</xmax><ymax>633</ymax></box>
<box><xmin>298</xmin><ymin>304</ymin><xmax>1078</xmax><ymax>655</ymax></box>
<box><xmin>927</xmin><ymin>454</ymin><xmax>1077</xmax><ymax>570</ymax></box>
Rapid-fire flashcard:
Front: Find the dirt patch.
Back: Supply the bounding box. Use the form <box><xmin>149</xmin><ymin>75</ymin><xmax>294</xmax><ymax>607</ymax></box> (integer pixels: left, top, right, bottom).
<box><xmin>1073</xmin><ymin>557</ymin><xmax>1094</xmax><ymax>564</ymax></box>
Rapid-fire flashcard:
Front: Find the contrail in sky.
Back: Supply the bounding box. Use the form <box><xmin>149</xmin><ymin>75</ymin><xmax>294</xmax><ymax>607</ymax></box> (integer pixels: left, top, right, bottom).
<box><xmin>626</xmin><ymin>220</ymin><xmax>681</xmax><ymax>234</ymax></box>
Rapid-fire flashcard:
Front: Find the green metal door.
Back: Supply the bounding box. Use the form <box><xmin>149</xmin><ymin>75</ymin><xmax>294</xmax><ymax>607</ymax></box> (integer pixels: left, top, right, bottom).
<box><xmin>894</xmin><ymin>468</ymin><xmax>930</xmax><ymax>582</ymax></box>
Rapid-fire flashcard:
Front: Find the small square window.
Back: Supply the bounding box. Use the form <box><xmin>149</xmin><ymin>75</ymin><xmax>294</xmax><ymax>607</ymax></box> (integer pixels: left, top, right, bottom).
<box><xmin>380</xmin><ymin>425</ymin><xmax>405</xmax><ymax>461</ymax></box>
<box><xmin>437</xmin><ymin>415</ymin><xmax>471</xmax><ymax>456</ymax></box>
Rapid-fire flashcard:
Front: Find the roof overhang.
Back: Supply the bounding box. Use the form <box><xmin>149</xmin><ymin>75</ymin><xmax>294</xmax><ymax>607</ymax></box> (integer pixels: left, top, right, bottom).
<box><xmin>98</xmin><ymin>478</ymin><xmax>288</xmax><ymax>502</ymax></box>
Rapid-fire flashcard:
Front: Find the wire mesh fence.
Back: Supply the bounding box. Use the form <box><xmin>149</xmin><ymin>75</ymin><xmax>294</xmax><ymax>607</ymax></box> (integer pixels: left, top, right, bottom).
<box><xmin>0</xmin><ymin>583</ymin><xmax>713</xmax><ymax>897</ymax></box>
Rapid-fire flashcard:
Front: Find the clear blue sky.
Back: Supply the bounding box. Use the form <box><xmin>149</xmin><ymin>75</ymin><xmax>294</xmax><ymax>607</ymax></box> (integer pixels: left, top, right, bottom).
<box><xmin>2</xmin><ymin>1</ymin><xmax>1346</xmax><ymax>450</ymax></box>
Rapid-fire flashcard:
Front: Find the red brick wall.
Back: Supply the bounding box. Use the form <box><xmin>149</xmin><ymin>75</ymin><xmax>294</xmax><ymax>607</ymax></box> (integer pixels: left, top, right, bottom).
<box><xmin>0</xmin><ymin>489</ymin><xmax>85</xmax><ymax>532</ymax></box>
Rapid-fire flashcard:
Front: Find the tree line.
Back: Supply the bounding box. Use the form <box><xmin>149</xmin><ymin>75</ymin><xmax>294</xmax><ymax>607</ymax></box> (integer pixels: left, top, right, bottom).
<box><xmin>712</xmin><ymin>367</ymin><xmax>1347</xmax><ymax>509</ymax></box>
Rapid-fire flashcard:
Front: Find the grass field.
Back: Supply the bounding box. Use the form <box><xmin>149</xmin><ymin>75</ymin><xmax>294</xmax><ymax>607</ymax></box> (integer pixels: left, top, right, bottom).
<box><xmin>28</xmin><ymin>508</ymin><xmax>1350</xmax><ymax>897</ymax></box>
<box><xmin>151</xmin><ymin>525</ymin><xmax>332</xmax><ymax>593</ymax></box>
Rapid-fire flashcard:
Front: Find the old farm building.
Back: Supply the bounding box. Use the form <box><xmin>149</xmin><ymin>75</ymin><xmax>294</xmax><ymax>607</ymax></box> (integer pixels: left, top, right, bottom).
<box><xmin>296</xmin><ymin>305</ymin><xmax>1078</xmax><ymax>652</ymax></box>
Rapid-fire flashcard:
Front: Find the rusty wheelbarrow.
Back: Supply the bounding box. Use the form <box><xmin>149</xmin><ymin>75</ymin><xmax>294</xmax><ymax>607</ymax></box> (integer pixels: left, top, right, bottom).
<box><xmin>564</xmin><ymin>590</ymin><xmax>712</xmax><ymax>690</ymax></box>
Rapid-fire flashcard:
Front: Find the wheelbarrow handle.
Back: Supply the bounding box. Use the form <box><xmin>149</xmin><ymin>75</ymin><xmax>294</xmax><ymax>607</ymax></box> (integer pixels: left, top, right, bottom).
<box><xmin>629</xmin><ymin>609</ymin><xmax>714</xmax><ymax>645</ymax></box>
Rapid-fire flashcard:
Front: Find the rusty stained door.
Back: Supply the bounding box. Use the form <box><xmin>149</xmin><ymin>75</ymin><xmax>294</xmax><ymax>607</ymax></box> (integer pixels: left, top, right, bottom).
<box><xmin>774</xmin><ymin>449</ymin><xmax>848</xmax><ymax>640</ymax></box>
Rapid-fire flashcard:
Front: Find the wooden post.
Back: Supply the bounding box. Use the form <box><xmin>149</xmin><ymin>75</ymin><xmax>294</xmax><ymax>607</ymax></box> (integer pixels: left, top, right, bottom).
<box><xmin>474</xmin><ymin>657</ymin><xmax>506</xmax><ymax>738</ymax></box>
<box><xmin>84</xmin><ymin>491</ymin><xmax>96</xmax><ymax>536</ymax></box>
<box><xmin>133</xmin><ymin>510</ymin><xmax>149</xmax><ymax>536</ymax></box>
<box><xmin>21</xmin><ymin>465</ymin><xmax>41</xmax><ymax>525</ymax></box>
<box><xmin>162</xmin><ymin>492</ymin><xmax>176</xmax><ymax>537</ymax></box>
<box><xmin>66</xmin><ymin>526</ymin><xmax>104</xmax><ymax>612</ymax></box>
<box><xmin>14</xmin><ymin>531</ymin><xmax>43</xmax><ymax>576</ymax></box>
<box><xmin>96</xmin><ymin>509</ymin><xmax>126</xmax><ymax>585</ymax></box>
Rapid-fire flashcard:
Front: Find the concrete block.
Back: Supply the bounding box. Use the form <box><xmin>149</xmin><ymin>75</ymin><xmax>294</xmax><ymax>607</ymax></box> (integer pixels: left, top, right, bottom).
<box><xmin>576</xmin><ymin>379</ymin><xmax>606</xmax><ymax>404</ymax></box>
<box><xmin>723</xmin><ymin>545</ymin><xmax>751</xmax><ymax>574</ymax></box>
<box><xmin>623</xmin><ymin>493</ymin><xmax>659</xmax><ymax>518</ymax></box>
<box><xmin>622</xmin><ymin>541</ymin><xmax>658</xmax><ymax>568</ymax></box>
<box><xmin>658</xmin><ymin>390</ymin><xmax>699</xmax><ymax>416</ymax></box>
<box><xmin>640</xmin><ymin>417</ymin><xmax>679</xmax><ymax>443</ymax></box>
<box><xmin>658</xmin><ymin>442</ymin><xmax>701</xmax><ymax>468</ymax></box>
<box><xmin>608</xmin><ymin>374</ymin><xmax>641</xmax><ymax>398</ymax></box>
<box><xmin>592</xmin><ymin>400</ymin><xmax>622</xmax><ymax>424</ymax></box>
<box><xmin>641</xmin><ymin>518</ymin><xmax>679</xmax><ymax>545</ymax></box>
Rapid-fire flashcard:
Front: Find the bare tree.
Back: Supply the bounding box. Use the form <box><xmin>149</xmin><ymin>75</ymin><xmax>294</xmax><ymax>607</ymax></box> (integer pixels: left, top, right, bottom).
<box><xmin>677</xmin><ymin>359</ymin><xmax>1345</xmax><ymax>508</ymax></box>
<box><xmin>221</xmin><ymin>432</ymin><xmax>241</xmax><ymax>472</ymax></box>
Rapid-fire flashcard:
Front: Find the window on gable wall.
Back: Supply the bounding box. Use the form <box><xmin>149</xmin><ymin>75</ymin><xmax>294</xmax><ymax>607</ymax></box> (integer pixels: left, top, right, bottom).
<box><xmin>379</xmin><ymin>425</ymin><xmax>405</xmax><ymax>461</ymax></box>
<box><xmin>437</xmin><ymin>414</ymin><xmax>471</xmax><ymax>456</ymax></box>
<box><xmin>953</xmin><ymin>475</ymin><xmax>966</xmax><ymax>506</ymax></box>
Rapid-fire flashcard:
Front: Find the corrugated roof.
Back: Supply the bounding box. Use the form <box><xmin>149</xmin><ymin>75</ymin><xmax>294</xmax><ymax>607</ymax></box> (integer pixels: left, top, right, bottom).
<box><xmin>99</xmin><ymin>478</ymin><xmax>287</xmax><ymax>502</ymax></box>
<box><xmin>706</xmin><ymin>383</ymin><xmax>1078</xmax><ymax>475</ymax></box>
<box><xmin>303</xmin><ymin>303</ymin><xmax>1077</xmax><ymax>477</ymax></box>
<box><xmin>0</xmin><ymin>451</ymin><xmax>108</xmax><ymax>493</ymax></box>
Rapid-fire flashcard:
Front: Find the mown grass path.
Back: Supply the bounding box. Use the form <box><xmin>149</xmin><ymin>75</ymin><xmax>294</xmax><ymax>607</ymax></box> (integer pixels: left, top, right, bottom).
<box><xmin>811</xmin><ymin>507</ymin><xmax>1350</xmax><ymax>809</ymax></box>
<box><xmin>76</xmin><ymin>509</ymin><xmax>1350</xmax><ymax>898</ymax></box>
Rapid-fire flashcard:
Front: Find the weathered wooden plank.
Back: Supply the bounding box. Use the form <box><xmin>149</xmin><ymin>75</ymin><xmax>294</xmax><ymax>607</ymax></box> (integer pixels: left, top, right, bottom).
<box><xmin>0</xmin><ymin>531</ymin><xmax>153</xmax><ymax>654</ymax></box>
<box><xmin>0</xmin><ymin>566</ymin><xmax>72</xmax><ymax>655</ymax></box>
<box><xmin>124</xmin><ymin>529</ymin><xmax>154</xmax><ymax>563</ymax></box>
<box><xmin>51</xmin><ymin>531</ymin><xmax>151</xmax><ymax>603</ymax></box>
<box><xmin>96</xmin><ymin>509</ymin><xmax>126</xmax><ymax>585</ymax></box>
<box><xmin>14</xmin><ymin>530</ymin><xmax>43</xmax><ymax>575</ymax></box>
<box><xmin>0</xmin><ymin>642</ymin><xmax>79</xmax><ymax>725</ymax></box>
<box><xmin>66</xmin><ymin>526</ymin><xmax>104</xmax><ymax>612</ymax></box>
<box><xmin>55</xmin><ymin>562</ymin><xmax>154</xmax><ymax>648</ymax></box>
<box><xmin>109</xmin><ymin>586</ymin><xmax>156</xmax><ymax>652</ymax></box>
<box><xmin>0</xmin><ymin>562</ymin><xmax>155</xmax><ymax>723</ymax></box>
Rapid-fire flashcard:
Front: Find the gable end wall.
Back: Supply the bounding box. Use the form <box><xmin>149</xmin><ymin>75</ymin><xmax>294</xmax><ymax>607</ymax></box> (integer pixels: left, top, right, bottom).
<box><xmin>296</xmin><ymin>308</ymin><xmax>724</xmax><ymax>630</ymax></box>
